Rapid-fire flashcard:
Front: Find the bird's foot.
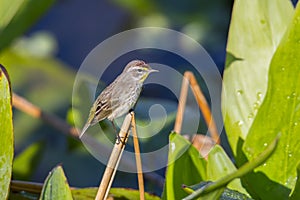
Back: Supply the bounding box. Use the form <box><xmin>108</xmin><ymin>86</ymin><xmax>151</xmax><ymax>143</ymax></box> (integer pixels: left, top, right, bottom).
<box><xmin>116</xmin><ymin>134</ymin><xmax>126</xmax><ymax>145</ymax></box>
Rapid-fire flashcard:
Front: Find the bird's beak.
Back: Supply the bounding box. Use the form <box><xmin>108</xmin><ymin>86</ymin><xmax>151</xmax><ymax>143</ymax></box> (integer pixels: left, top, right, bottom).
<box><xmin>149</xmin><ymin>69</ymin><xmax>159</xmax><ymax>73</ymax></box>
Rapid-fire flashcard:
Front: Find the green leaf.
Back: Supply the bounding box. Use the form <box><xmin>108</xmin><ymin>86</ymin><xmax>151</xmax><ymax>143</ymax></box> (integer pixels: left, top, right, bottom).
<box><xmin>13</xmin><ymin>141</ymin><xmax>45</xmax><ymax>180</ymax></box>
<box><xmin>40</xmin><ymin>165</ymin><xmax>73</xmax><ymax>200</ymax></box>
<box><xmin>0</xmin><ymin>0</ymin><xmax>23</xmax><ymax>29</ymax></box>
<box><xmin>10</xmin><ymin>183</ymin><xmax>160</xmax><ymax>200</ymax></box>
<box><xmin>243</xmin><ymin>2</ymin><xmax>300</xmax><ymax>198</ymax></box>
<box><xmin>207</xmin><ymin>145</ymin><xmax>248</xmax><ymax>196</ymax></box>
<box><xmin>290</xmin><ymin>163</ymin><xmax>300</xmax><ymax>200</ymax></box>
<box><xmin>109</xmin><ymin>188</ymin><xmax>161</xmax><ymax>200</ymax></box>
<box><xmin>0</xmin><ymin>64</ymin><xmax>14</xmax><ymax>200</ymax></box>
<box><xmin>222</xmin><ymin>0</ymin><xmax>294</xmax><ymax>156</ymax></box>
<box><xmin>183</xmin><ymin>135</ymin><xmax>278</xmax><ymax>200</ymax></box>
<box><xmin>161</xmin><ymin>132</ymin><xmax>207</xmax><ymax>200</ymax></box>
<box><xmin>183</xmin><ymin>182</ymin><xmax>253</xmax><ymax>200</ymax></box>
<box><xmin>0</xmin><ymin>0</ymin><xmax>55</xmax><ymax>51</ymax></box>
<box><xmin>73</xmin><ymin>187</ymin><xmax>162</xmax><ymax>200</ymax></box>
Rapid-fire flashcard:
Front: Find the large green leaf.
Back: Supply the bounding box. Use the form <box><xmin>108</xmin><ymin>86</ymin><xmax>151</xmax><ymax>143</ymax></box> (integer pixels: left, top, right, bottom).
<box><xmin>207</xmin><ymin>145</ymin><xmax>248</xmax><ymax>196</ymax></box>
<box><xmin>0</xmin><ymin>65</ymin><xmax>14</xmax><ymax>200</ymax></box>
<box><xmin>222</xmin><ymin>0</ymin><xmax>294</xmax><ymax>156</ymax></box>
<box><xmin>242</xmin><ymin>2</ymin><xmax>300</xmax><ymax>198</ymax></box>
<box><xmin>161</xmin><ymin>132</ymin><xmax>207</xmax><ymax>200</ymax></box>
<box><xmin>183</xmin><ymin>135</ymin><xmax>278</xmax><ymax>200</ymax></box>
<box><xmin>0</xmin><ymin>0</ymin><xmax>23</xmax><ymax>29</ymax></box>
<box><xmin>40</xmin><ymin>165</ymin><xmax>73</xmax><ymax>200</ymax></box>
<box><xmin>0</xmin><ymin>0</ymin><xmax>55</xmax><ymax>51</ymax></box>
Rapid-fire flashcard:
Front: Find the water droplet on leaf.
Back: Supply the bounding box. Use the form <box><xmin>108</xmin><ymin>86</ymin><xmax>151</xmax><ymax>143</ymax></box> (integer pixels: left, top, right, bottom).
<box><xmin>237</xmin><ymin>90</ymin><xmax>243</xmax><ymax>95</ymax></box>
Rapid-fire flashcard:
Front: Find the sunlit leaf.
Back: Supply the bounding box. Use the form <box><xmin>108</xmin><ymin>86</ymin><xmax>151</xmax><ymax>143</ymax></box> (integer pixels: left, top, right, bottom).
<box><xmin>207</xmin><ymin>145</ymin><xmax>248</xmax><ymax>196</ymax></box>
<box><xmin>0</xmin><ymin>0</ymin><xmax>23</xmax><ymax>29</ymax></box>
<box><xmin>0</xmin><ymin>0</ymin><xmax>55</xmax><ymax>51</ymax></box>
<box><xmin>183</xmin><ymin>135</ymin><xmax>278</xmax><ymax>199</ymax></box>
<box><xmin>0</xmin><ymin>64</ymin><xmax>14</xmax><ymax>200</ymax></box>
<box><xmin>162</xmin><ymin>132</ymin><xmax>207</xmax><ymax>200</ymax></box>
<box><xmin>243</xmin><ymin>3</ymin><xmax>300</xmax><ymax>198</ymax></box>
<box><xmin>222</xmin><ymin>0</ymin><xmax>294</xmax><ymax>156</ymax></box>
<box><xmin>40</xmin><ymin>165</ymin><xmax>73</xmax><ymax>200</ymax></box>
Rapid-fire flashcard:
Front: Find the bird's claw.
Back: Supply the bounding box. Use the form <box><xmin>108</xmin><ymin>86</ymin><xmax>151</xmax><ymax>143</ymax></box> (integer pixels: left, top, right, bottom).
<box><xmin>116</xmin><ymin>134</ymin><xmax>126</xmax><ymax>145</ymax></box>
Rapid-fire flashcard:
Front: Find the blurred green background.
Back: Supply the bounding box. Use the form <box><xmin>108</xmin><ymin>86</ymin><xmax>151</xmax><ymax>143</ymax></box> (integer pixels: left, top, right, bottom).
<box><xmin>2</xmin><ymin>0</ymin><xmax>278</xmax><ymax>196</ymax></box>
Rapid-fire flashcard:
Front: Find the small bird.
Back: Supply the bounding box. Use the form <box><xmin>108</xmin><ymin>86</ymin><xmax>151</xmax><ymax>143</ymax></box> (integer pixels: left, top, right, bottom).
<box><xmin>80</xmin><ymin>60</ymin><xmax>158</xmax><ymax>139</ymax></box>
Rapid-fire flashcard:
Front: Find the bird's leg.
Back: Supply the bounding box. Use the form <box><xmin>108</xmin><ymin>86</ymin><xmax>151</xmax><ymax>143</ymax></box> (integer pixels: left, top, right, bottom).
<box><xmin>128</xmin><ymin>108</ymin><xmax>135</xmax><ymax>129</ymax></box>
<box><xmin>111</xmin><ymin>120</ymin><xmax>125</xmax><ymax>145</ymax></box>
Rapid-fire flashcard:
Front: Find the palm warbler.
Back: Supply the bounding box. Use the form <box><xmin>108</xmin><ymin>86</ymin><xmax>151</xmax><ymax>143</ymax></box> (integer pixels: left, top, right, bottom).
<box><xmin>80</xmin><ymin>60</ymin><xmax>158</xmax><ymax>139</ymax></box>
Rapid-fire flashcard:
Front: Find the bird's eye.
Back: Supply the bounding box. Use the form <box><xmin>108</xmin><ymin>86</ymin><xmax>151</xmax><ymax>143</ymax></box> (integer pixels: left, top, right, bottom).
<box><xmin>137</xmin><ymin>69</ymin><xmax>143</xmax><ymax>73</ymax></box>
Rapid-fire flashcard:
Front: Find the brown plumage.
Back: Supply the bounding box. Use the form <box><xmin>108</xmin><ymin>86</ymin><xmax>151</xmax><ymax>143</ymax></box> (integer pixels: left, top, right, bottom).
<box><xmin>80</xmin><ymin>60</ymin><xmax>158</xmax><ymax>138</ymax></box>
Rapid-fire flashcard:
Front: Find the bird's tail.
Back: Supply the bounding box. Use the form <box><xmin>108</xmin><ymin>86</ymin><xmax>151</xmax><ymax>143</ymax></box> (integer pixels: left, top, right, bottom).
<box><xmin>79</xmin><ymin>122</ymin><xmax>90</xmax><ymax>138</ymax></box>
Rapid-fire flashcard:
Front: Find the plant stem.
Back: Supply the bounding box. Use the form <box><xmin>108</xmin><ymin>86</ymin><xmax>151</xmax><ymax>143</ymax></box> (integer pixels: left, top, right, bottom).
<box><xmin>95</xmin><ymin>113</ymin><xmax>132</xmax><ymax>200</ymax></box>
<box><xmin>131</xmin><ymin>112</ymin><xmax>145</xmax><ymax>200</ymax></box>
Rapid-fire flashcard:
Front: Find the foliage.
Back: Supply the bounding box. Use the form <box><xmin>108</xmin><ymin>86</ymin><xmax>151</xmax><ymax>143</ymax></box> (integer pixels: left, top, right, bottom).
<box><xmin>222</xmin><ymin>0</ymin><xmax>294</xmax><ymax>156</ymax></box>
<box><xmin>162</xmin><ymin>133</ymin><xmax>277</xmax><ymax>199</ymax></box>
<box><xmin>1</xmin><ymin>0</ymin><xmax>300</xmax><ymax>199</ymax></box>
<box><xmin>222</xmin><ymin>0</ymin><xmax>300</xmax><ymax>199</ymax></box>
<box><xmin>0</xmin><ymin>65</ymin><xmax>14</xmax><ymax>200</ymax></box>
<box><xmin>162</xmin><ymin>132</ymin><xmax>207</xmax><ymax>199</ymax></box>
<box><xmin>39</xmin><ymin>165</ymin><xmax>73</xmax><ymax>200</ymax></box>
<box><xmin>0</xmin><ymin>0</ymin><xmax>55</xmax><ymax>51</ymax></box>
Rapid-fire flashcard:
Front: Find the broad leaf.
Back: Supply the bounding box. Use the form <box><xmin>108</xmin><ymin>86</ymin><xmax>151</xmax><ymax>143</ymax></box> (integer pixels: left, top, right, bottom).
<box><xmin>183</xmin><ymin>135</ymin><xmax>278</xmax><ymax>200</ymax></box>
<box><xmin>40</xmin><ymin>165</ymin><xmax>73</xmax><ymax>200</ymax></box>
<box><xmin>222</xmin><ymin>0</ymin><xmax>294</xmax><ymax>156</ymax></box>
<box><xmin>0</xmin><ymin>0</ymin><xmax>55</xmax><ymax>51</ymax></box>
<box><xmin>0</xmin><ymin>0</ymin><xmax>23</xmax><ymax>29</ymax></box>
<box><xmin>162</xmin><ymin>132</ymin><xmax>207</xmax><ymax>200</ymax></box>
<box><xmin>207</xmin><ymin>145</ymin><xmax>248</xmax><ymax>196</ymax></box>
<box><xmin>243</xmin><ymin>3</ymin><xmax>300</xmax><ymax>198</ymax></box>
<box><xmin>0</xmin><ymin>65</ymin><xmax>14</xmax><ymax>200</ymax></box>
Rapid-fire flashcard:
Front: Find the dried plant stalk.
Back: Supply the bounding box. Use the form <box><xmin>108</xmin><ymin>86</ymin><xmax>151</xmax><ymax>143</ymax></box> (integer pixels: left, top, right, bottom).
<box><xmin>174</xmin><ymin>75</ymin><xmax>189</xmax><ymax>133</ymax></box>
<box><xmin>12</xmin><ymin>93</ymin><xmax>79</xmax><ymax>138</ymax></box>
<box><xmin>131</xmin><ymin>112</ymin><xmax>145</xmax><ymax>200</ymax></box>
<box><xmin>174</xmin><ymin>71</ymin><xmax>220</xmax><ymax>144</ymax></box>
<box><xmin>95</xmin><ymin>113</ymin><xmax>132</xmax><ymax>200</ymax></box>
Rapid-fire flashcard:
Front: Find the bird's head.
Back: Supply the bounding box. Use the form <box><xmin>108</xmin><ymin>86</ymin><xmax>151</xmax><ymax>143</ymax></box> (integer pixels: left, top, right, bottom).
<box><xmin>123</xmin><ymin>60</ymin><xmax>158</xmax><ymax>82</ymax></box>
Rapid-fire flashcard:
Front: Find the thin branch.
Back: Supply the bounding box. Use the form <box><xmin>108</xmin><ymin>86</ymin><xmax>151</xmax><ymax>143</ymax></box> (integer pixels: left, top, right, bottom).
<box><xmin>174</xmin><ymin>72</ymin><xmax>220</xmax><ymax>144</ymax></box>
<box><xmin>174</xmin><ymin>75</ymin><xmax>189</xmax><ymax>133</ymax></box>
<box><xmin>10</xmin><ymin>180</ymin><xmax>43</xmax><ymax>194</ymax></box>
<box><xmin>12</xmin><ymin>93</ymin><xmax>79</xmax><ymax>138</ymax></box>
<box><xmin>96</xmin><ymin>113</ymin><xmax>132</xmax><ymax>200</ymax></box>
<box><xmin>185</xmin><ymin>72</ymin><xmax>219</xmax><ymax>144</ymax></box>
<box><xmin>131</xmin><ymin>112</ymin><xmax>145</xmax><ymax>200</ymax></box>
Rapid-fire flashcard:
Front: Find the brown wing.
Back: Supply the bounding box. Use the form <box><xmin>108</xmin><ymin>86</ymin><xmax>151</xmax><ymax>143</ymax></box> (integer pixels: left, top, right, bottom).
<box><xmin>90</xmin><ymin>85</ymin><xmax>113</xmax><ymax>125</ymax></box>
